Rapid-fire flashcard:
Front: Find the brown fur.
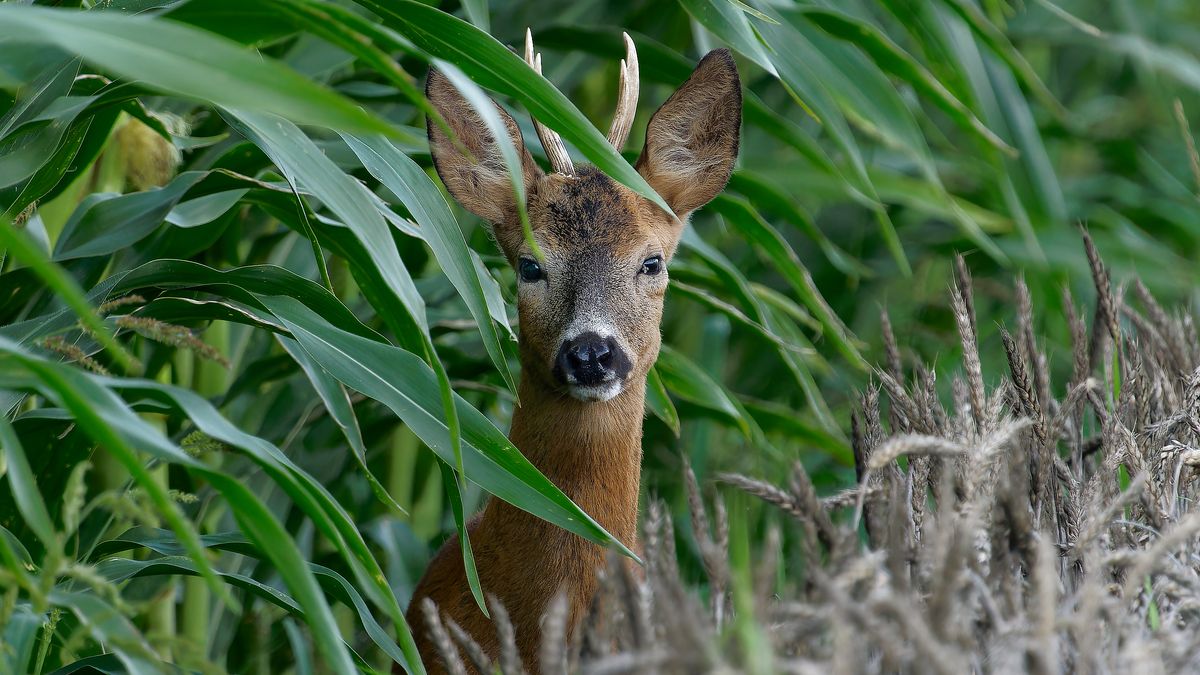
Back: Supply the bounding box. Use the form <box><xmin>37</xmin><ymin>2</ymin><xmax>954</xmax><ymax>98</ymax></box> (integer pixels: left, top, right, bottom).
<box><xmin>409</xmin><ymin>48</ymin><xmax>741</xmax><ymax>674</ymax></box>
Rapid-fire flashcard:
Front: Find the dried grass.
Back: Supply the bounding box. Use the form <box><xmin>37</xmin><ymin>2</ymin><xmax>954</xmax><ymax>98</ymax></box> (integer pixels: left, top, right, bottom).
<box><xmin>426</xmin><ymin>236</ymin><xmax>1200</xmax><ymax>674</ymax></box>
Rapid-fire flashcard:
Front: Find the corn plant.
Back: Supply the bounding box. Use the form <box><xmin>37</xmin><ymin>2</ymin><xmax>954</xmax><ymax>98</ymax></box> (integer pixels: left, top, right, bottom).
<box><xmin>1</xmin><ymin>0</ymin><xmax>1199</xmax><ymax>673</ymax></box>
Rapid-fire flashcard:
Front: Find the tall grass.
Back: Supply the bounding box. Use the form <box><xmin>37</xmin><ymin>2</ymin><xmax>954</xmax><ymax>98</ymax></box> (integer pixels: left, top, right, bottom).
<box><xmin>1</xmin><ymin>0</ymin><xmax>1199</xmax><ymax>673</ymax></box>
<box><xmin>427</xmin><ymin>236</ymin><xmax>1200</xmax><ymax>674</ymax></box>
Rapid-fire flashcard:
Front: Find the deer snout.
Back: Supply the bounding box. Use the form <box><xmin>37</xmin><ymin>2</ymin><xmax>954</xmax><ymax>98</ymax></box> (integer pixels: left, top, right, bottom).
<box><xmin>555</xmin><ymin>331</ymin><xmax>631</xmax><ymax>392</ymax></box>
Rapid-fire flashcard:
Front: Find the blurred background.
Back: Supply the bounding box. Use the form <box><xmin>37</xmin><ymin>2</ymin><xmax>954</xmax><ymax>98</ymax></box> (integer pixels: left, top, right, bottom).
<box><xmin>3</xmin><ymin>0</ymin><xmax>1200</xmax><ymax>672</ymax></box>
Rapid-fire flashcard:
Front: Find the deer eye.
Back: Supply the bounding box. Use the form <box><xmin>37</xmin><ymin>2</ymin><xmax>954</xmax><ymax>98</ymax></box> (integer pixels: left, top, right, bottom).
<box><xmin>518</xmin><ymin>258</ymin><xmax>544</xmax><ymax>283</ymax></box>
<box><xmin>639</xmin><ymin>255</ymin><xmax>664</xmax><ymax>276</ymax></box>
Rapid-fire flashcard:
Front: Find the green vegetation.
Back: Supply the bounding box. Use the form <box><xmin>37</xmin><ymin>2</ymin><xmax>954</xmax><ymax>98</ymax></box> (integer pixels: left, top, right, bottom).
<box><xmin>0</xmin><ymin>0</ymin><xmax>1198</xmax><ymax>673</ymax></box>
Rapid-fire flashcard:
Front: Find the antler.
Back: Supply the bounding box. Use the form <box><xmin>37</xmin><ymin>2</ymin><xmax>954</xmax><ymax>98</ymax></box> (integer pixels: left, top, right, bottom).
<box><xmin>523</xmin><ymin>30</ymin><xmax>641</xmax><ymax>174</ymax></box>
<box><xmin>607</xmin><ymin>32</ymin><xmax>639</xmax><ymax>151</ymax></box>
<box><xmin>525</xmin><ymin>29</ymin><xmax>575</xmax><ymax>175</ymax></box>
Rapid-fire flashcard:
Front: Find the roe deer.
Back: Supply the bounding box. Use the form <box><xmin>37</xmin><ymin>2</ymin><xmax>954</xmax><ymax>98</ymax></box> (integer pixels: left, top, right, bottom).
<box><xmin>408</xmin><ymin>31</ymin><xmax>741</xmax><ymax>673</ymax></box>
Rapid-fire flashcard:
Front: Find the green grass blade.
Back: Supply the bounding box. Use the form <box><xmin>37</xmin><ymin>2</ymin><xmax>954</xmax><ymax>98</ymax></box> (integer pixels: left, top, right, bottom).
<box><xmin>352</xmin><ymin>0</ymin><xmax>672</xmax><ymax>215</ymax></box>
<box><xmin>258</xmin><ymin>293</ymin><xmax>639</xmax><ymax>560</ymax></box>
<box><xmin>0</xmin><ymin>5</ymin><xmax>392</xmax><ymax>135</ymax></box>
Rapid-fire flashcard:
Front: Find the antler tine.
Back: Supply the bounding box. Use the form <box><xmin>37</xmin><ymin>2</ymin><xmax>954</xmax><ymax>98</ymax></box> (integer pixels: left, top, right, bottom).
<box><xmin>607</xmin><ymin>32</ymin><xmax>639</xmax><ymax>151</ymax></box>
<box><xmin>524</xmin><ymin>28</ymin><xmax>575</xmax><ymax>175</ymax></box>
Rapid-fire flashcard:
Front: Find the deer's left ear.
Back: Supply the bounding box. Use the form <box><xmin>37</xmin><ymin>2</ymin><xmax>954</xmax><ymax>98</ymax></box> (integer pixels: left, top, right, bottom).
<box><xmin>636</xmin><ymin>48</ymin><xmax>741</xmax><ymax>221</ymax></box>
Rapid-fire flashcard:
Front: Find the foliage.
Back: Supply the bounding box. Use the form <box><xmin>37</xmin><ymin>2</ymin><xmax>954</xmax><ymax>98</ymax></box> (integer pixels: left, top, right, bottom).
<box><xmin>0</xmin><ymin>0</ymin><xmax>1198</xmax><ymax>673</ymax></box>
<box><xmin>427</xmin><ymin>239</ymin><xmax>1200</xmax><ymax>674</ymax></box>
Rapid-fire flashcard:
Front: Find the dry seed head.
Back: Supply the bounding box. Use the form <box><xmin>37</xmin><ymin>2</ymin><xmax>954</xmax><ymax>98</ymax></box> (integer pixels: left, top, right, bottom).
<box><xmin>868</xmin><ymin>434</ymin><xmax>968</xmax><ymax>470</ymax></box>
<box><xmin>486</xmin><ymin>594</ymin><xmax>525</xmax><ymax>675</ymax></box>
<box><xmin>420</xmin><ymin>599</ymin><xmax>467</xmax><ymax>675</ymax></box>
<box><xmin>447</xmin><ymin>617</ymin><xmax>494</xmax><ymax>675</ymax></box>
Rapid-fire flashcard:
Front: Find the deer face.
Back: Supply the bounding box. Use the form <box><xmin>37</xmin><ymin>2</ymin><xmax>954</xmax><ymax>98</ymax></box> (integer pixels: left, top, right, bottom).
<box><xmin>426</xmin><ymin>41</ymin><xmax>740</xmax><ymax>402</ymax></box>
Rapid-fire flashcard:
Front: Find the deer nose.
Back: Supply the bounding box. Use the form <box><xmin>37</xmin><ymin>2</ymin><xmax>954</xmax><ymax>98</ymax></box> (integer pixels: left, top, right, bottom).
<box><xmin>555</xmin><ymin>332</ymin><xmax>629</xmax><ymax>388</ymax></box>
<box><xmin>569</xmin><ymin>340</ymin><xmax>612</xmax><ymax>369</ymax></box>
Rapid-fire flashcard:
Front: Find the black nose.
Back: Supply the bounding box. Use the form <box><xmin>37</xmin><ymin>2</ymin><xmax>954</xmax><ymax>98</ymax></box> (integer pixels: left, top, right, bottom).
<box><xmin>554</xmin><ymin>331</ymin><xmax>631</xmax><ymax>387</ymax></box>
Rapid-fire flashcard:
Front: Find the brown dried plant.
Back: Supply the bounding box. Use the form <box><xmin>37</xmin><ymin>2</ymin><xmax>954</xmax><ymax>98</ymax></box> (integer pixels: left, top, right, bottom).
<box><xmin>424</xmin><ymin>236</ymin><xmax>1200</xmax><ymax>674</ymax></box>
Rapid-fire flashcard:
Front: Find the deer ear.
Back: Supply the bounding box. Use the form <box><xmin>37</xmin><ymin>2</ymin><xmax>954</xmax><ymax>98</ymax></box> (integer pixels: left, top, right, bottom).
<box><xmin>426</xmin><ymin>69</ymin><xmax>544</xmax><ymax>226</ymax></box>
<box><xmin>636</xmin><ymin>49</ymin><xmax>741</xmax><ymax>220</ymax></box>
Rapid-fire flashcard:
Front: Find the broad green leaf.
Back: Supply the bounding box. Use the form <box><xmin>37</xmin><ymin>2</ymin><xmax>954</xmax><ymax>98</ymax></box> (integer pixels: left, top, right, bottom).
<box><xmin>278</xmin><ymin>334</ymin><xmax>407</xmax><ymax>515</ymax></box>
<box><xmin>798</xmin><ymin>7</ymin><xmax>1014</xmax><ymax>156</ymax></box>
<box><xmin>679</xmin><ymin>229</ymin><xmax>838</xmax><ymax>433</ymax></box>
<box><xmin>669</xmin><ymin>280</ymin><xmax>809</xmax><ymax>356</ymax></box>
<box><xmin>646</xmin><ymin>366</ymin><xmax>681</xmax><ymax>436</ymax></box>
<box><xmin>0</xmin><ymin>5</ymin><xmax>392</xmax><ymax>135</ymax></box>
<box><xmin>53</xmin><ymin>171</ymin><xmax>207</xmax><ymax>260</ymax></box>
<box><xmin>226</xmin><ymin>112</ymin><xmax>426</xmax><ymax>331</ymax></box>
<box><xmin>0</xmin><ymin>604</ymin><xmax>42</xmax><ymax>675</ymax></box>
<box><xmin>655</xmin><ymin>344</ymin><xmax>749</xmax><ymax>438</ymax></box>
<box><xmin>440</xmin><ymin>460</ymin><xmax>488</xmax><ymax>616</ymax></box>
<box><xmin>93</xmin><ymin>526</ymin><xmax>255</xmax><ymax>559</ymax></box>
<box><xmin>0</xmin><ymin>416</ymin><xmax>56</xmax><ymax>550</ymax></box>
<box><xmin>46</xmin><ymin>591</ymin><xmax>162</xmax><ymax>675</ymax></box>
<box><xmin>342</xmin><ymin>132</ymin><xmax>517</xmax><ymax>393</ymax></box>
<box><xmin>740</xmin><ymin>397</ymin><xmax>853</xmax><ymax>465</ymax></box>
<box><xmin>0</xmin><ymin>222</ymin><xmax>138</xmax><ymax>374</ymax></box>
<box><xmin>128</xmin><ymin>260</ymin><xmax>377</xmax><ymax>334</ymax></box>
<box><xmin>264</xmin><ymin>0</ymin><xmax>437</xmax><ymax>132</ymax></box>
<box><xmin>727</xmin><ymin>172</ymin><xmax>868</xmax><ymax>278</ymax></box>
<box><xmin>725</xmin><ymin>3</ymin><xmax>912</xmax><ymax>275</ymax></box>
<box><xmin>935</xmin><ymin>0</ymin><xmax>1066</xmax><ymax>118</ymax></box>
<box><xmin>679</xmin><ymin>0</ymin><xmax>778</xmax><ymax>77</ymax></box>
<box><xmin>74</xmin><ymin>350</ymin><xmax>422</xmax><ymax>673</ymax></box>
<box><xmin>228</xmin><ymin>110</ymin><xmax>462</xmax><ymax>493</ymax></box>
<box><xmin>166</xmin><ymin>188</ymin><xmax>248</xmax><ymax>227</ymax></box>
<box><xmin>707</xmin><ymin>194</ymin><xmax>866</xmax><ymax>371</ymax></box>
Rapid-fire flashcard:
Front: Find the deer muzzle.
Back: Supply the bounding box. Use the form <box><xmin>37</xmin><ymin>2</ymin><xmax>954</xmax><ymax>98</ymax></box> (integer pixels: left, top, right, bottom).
<box><xmin>554</xmin><ymin>330</ymin><xmax>632</xmax><ymax>401</ymax></box>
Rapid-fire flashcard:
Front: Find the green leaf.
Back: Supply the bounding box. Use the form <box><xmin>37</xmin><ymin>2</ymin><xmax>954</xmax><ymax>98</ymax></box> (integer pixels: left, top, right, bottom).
<box><xmin>0</xmin><ymin>604</ymin><xmax>42</xmax><ymax>675</ymax></box>
<box><xmin>440</xmin><ymin>460</ymin><xmax>488</xmax><ymax>616</ymax></box>
<box><xmin>342</xmin><ymin>132</ymin><xmax>517</xmax><ymax>393</ymax></box>
<box><xmin>707</xmin><ymin>195</ymin><xmax>866</xmax><ymax>371</ymax></box>
<box><xmin>655</xmin><ymin>344</ymin><xmax>749</xmax><ymax>438</ymax></box>
<box><xmin>257</xmin><ymin>293</ymin><xmax>638</xmax><ymax>560</ymax></box>
<box><xmin>0</xmin><ymin>221</ymin><xmax>139</xmax><ymax>375</ymax></box>
<box><xmin>47</xmin><ymin>591</ymin><xmax>163</xmax><ymax>675</ymax></box>
<box><xmin>228</xmin><ymin>110</ymin><xmax>463</xmax><ymax>494</ymax></box>
<box><xmin>679</xmin><ymin>0</ymin><xmax>778</xmax><ymax>77</ymax></box>
<box><xmin>53</xmin><ymin>171</ymin><xmax>208</xmax><ymax>260</ymax></box>
<box><xmin>717</xmin><ymin>2</ymin><xmax>913</xmax><ymax>275</ymax></box>
<box><xmin>0</xmin><ymin>415</ymin><xmax>57</xmax><ymax>550</ymax></box>
<box><xmin>798</xmin><ymin>7</ymin><xmax>1015</xmax><ymax>156</ymax></box>
<box><xmin>277</xmin><ymin>334</ymin><xmax>407</xmax><ymax>516</ymax></box>
<box><xmin>352</xmin><ymin>0</ymin><xmax>672</xmax><ymax>214</ymax></box>
<box><xmin>92</xmin><ymin>554</ymin><xmax>407</xmax><ymax>669</ymax></box>
<box><xmin>226</xmin><ymin>112</ymin><xmax>426</xmax><ymax>331</ymax></box>
<box><xmin>0</xmin><ymin>344</ymin><xmax>359</xmax><ymax>673</ymax></box>
<box><xmin>935</xmin><ymin>0</ymin><xmax>1066</xmax><ymax>119</ymax></box>
<box><xmin>645</xmin><ymin>366</ymin><xmax>681</xmax><ymax>436</ymax></box>
<box><xmin>678</xmin><ymin>229</ymin><xmax>839</xmax><ymax>434</ymax></box>
<box><xmin>0</xmin><ymin>5</ymin><xmax>392</xmax><ymax>135</ymax></box>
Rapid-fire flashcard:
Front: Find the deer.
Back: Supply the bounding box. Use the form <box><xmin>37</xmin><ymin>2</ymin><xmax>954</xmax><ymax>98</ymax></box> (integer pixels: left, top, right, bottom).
<box><xmin>407</xmin><ymin>30</ymin><xmax>741</xmax><ymax>674</ymax></box>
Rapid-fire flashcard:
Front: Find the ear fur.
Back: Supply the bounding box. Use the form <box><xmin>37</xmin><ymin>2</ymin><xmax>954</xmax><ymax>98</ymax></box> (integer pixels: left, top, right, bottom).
<box><xmin>425</xmin><ymin>69</ymin><xmax>544</xmax><ymax>226</ymax></box>
<box><xmin>636</xmin><ymin>49</ymin><xmax>741</xmax><ymax>219</ymax></box>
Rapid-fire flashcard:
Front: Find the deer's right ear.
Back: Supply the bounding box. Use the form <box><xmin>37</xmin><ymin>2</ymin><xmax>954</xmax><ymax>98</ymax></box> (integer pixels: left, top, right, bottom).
<box><xmin>426</xmin><ymin>69</ymin><xmax>543</xmax><ymax>225</ymax></box>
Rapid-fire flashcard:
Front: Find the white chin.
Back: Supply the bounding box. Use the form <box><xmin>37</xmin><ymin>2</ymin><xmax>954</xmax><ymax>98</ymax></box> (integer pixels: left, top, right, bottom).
<box><xmin>567</xmin><ymin>381</ymin><xmax>622</xmax><ymax>402</ymax></box>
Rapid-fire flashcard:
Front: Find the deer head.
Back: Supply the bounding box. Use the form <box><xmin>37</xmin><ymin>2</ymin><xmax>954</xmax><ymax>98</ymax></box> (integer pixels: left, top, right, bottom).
<box><xmin>426</xmin><ymin>33</ymin><xmax>740</xmax><ymax>403</ymax></box>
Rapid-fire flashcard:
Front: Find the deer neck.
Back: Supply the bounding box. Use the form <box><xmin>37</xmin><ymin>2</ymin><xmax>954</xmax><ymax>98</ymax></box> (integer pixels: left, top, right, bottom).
<box><xmin>489</xmin><ymin>375</ymin><xmax>645</xmax><ymax>547</ymax></box>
